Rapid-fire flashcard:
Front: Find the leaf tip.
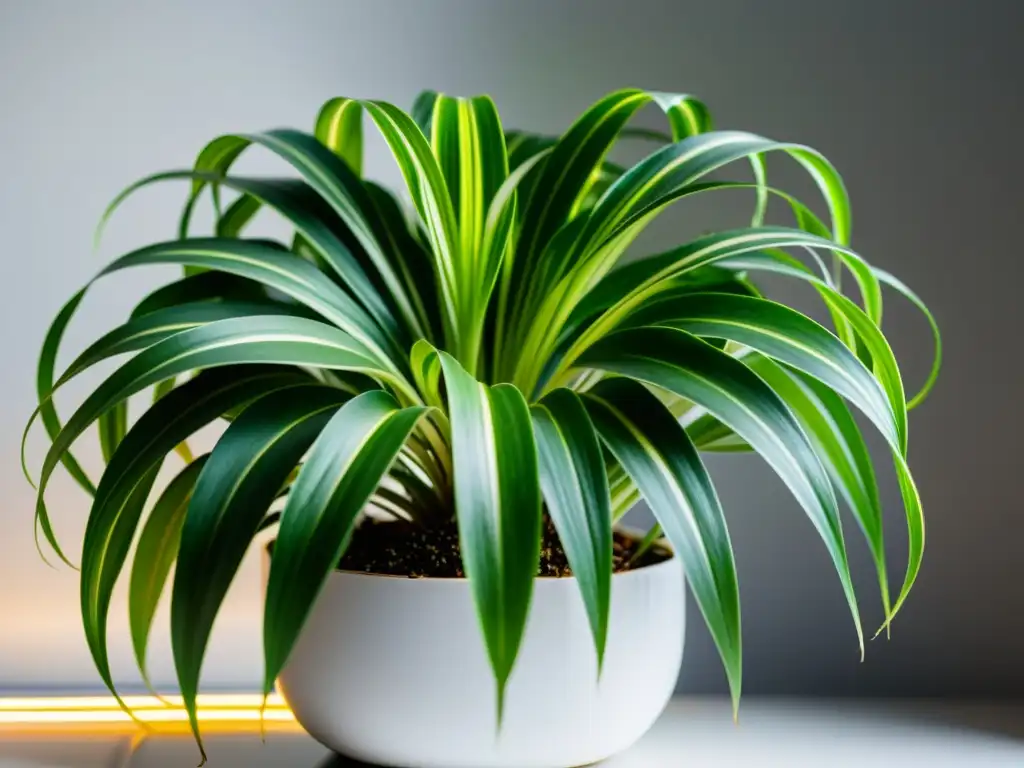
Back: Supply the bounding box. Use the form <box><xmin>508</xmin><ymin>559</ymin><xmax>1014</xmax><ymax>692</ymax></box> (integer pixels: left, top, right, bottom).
<box><xmin>259</xmin><ymin>692</ymin><xmax>269</xmax><ymax>744</ymax></box>
<box><xmin>33</xmin><ymin>526</ymin><xmax>55</xmax><ymax>570</ymax></box>
<box><xmin>871</xmin><ymin>615</ymin><xmax>893</xmax><ymax>642</ymax></box>
<box><xmin>494</xmin><ymin>677</ymin><xmax>508</xmax><ymax>737</ymax></box>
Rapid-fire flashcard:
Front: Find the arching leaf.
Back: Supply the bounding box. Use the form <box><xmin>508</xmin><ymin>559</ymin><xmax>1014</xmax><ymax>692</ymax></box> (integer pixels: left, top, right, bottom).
<box><xmin>315</xmin><ymin>97</ymin><xmax>364</xmax><ymax>175</ymax></box>
<box><xmin>129</xmin><ymin>456</ymin><xmax>210</xmax><ymax>690</ymax></box>
<box><xmin>263</xmin><ymin>391</ymin><xmax>427</xmax><ymax>697</ymax></box>
<box><xmin>531</xmin><ymin>388</ymin><xmax>612</xmax><ymax>669</ymax></box>
<box><xmin>581</xmin><ymin>326</ymin><xmax>863</xmax><ymax>655</ymax></box>
<box><xmin>172</xmin><ymin>385</ymin><xmax>351</xmax><ymax>758</ymax></box>
<box><xmin>78</xmin><ymin>368</ymin><xmax>312</xmax><ymax>699</ymax></box>
<box><xmin>584</xmin><ymin>378</ymin><xmax>741</xmax><ymax>710</ymax></box>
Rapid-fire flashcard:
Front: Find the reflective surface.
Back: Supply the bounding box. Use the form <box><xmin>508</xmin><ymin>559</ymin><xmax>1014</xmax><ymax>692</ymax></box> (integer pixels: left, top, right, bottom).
<box><xmin>2</xmin><ymin>699</ymin><xmax>1023</xmax><ymax>767</ymax></box>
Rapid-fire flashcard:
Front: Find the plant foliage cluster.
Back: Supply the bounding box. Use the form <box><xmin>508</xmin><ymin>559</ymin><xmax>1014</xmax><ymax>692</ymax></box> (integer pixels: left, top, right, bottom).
<box><xmin>25</xmin><ymin>88</ymin><xmax>939</xmax><ymax>760</ymax></box>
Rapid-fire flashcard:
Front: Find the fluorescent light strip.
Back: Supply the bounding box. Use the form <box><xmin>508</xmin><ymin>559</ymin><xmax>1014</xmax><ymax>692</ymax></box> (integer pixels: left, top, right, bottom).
<box><xmin>0</xmin><ymin>694</ymin><xmax>296</xmax><ymax>725</ymax></box>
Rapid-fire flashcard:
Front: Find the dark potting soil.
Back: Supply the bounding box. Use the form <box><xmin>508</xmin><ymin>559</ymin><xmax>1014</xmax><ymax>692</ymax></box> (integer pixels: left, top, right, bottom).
<box><xmin>336</xmin><ymin>515</ymin><xmax>672</xmax><ymax>578</ymax></box>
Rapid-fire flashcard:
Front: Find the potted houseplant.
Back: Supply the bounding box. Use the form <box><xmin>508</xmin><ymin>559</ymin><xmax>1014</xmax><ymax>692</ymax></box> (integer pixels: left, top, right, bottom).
<box><xmin>25</xmin><ymin>88</ymin><xmax>940</xmax><ymax>768</ymax></box>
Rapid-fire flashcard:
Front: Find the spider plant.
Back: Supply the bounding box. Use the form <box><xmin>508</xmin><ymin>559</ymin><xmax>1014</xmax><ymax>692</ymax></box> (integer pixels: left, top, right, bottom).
<box><xmin>24</xmin><ymin>88</ymin><xmax>939</xmax><ymax>762</ymax></box>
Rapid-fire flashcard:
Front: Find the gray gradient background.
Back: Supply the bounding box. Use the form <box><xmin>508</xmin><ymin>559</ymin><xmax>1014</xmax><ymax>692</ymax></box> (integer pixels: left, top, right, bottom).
<box><xmin>1</xmin><ymin>0</ymin><xmax>1020</xmax><ymax>697</ymax></box>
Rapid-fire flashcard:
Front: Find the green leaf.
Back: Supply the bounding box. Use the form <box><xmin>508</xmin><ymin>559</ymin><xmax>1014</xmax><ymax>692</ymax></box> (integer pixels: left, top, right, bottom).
<box><xmin>106</xmin><ymin>169</ymin><xmax>411</xmax><ymax>342</ymax></box>
<box><xmin>502</xmin><ymin>130</ymin><xmax>555</xmax><ymax>212</ymax></box>
<box><xmin>427</xmin><ymin>94</ymin><xmax>510</xmax><ymax>373</ymax></box>
<box><xmin>64</xmin><ymin>300</ymin><xmax>309</xmax><ymax>383</ymax></box>
<box><xmin>315</xmin><ymin>97</ymin><xmax>363</xmax><ymax>175</ymax></box>
<box><xmin>506</xmin><ymin>90</ymin><xmax>652</xmax><ymax>339</ymax></box>
<box><xmin>129</xmin><ymin>456</ymin><xmax>210</xmax><ymax>690</ymax></box>
<box><xmin>216</xmin><ymin>192</ymin><xmax>263</xmax><ymax>238</ymax></box>
<box><xmin>362</xmin><ymin>101</ymin><xmax>463</xmax><ymax>361</ymax></box>
<box><xmin>514</xmin><ymin>90</ymin><xmax>648</xmax><ymax>274</ymax></box>
<box><xmin>30</xmin><ymin>315</ymin><xmax>401</xmax><ymax>562</ymax></box>
<box><xmin>650</xmin><ymin>91</ymin><xmax>713</xmax><ymax>139</ymax></box>
<box><xmin>131</xmin><ymin>271</ymin><xmax>268</xmax><ymax>318</ymax></box>
<box><xmin>713</xmin><ymin>249</ymin><xmax>907</xmax><ymax>453</ymax></box>
<box><xmin>244</xmin><ymin>129</ymin><xmax>424</xmax><ymax>333</ymax></box>
<box><xmin>750</xmin><ymin>356</ymin><xmax>890</xmax><ymax>620</ymax></box>
<box><xmin>28</xmin><ymin>290</ymin><xmax>95</xmax><ymax>495</ymax></box>
<box><xmin>97</xmin><ymin>401</ymin><xmax>127</xmax><ymax>464</ymax></box>
<box><xmin>873</xmin><ymin>266</ymin><xmax>942</xmax><ymax>409</ymax></box>
<box><xmin>485</xmin><ymin>148</ymin><xmax>552</xmax><ymax>381</ymax></box>
<box><xmin>569</xmin><ymin>131</ymin><xmax>851</xmax><ymax>260</ymax></box>
<box><xmin>411</xmin><ymin>89</ymin><xmax>440</xmax><ymax>135</ymax></box>
<box><xmin>530</xmin><ymin>388</ymin><xmax>612</xmax><ymax>670</ymax></box>
<box><xmin>581</xmin><ymin>326</ymin><xmax>863</xmax><ymax>654</ymax></box>
<box><xmin>78</xmin><ymin>368</ymin><xmax>311</xmax><ymax>699</ymax></box>
<box><xmin>364</xmin><ymin>181</ymin><xmax>443</xmax><ymax>344</ymax></box>
<box><xmin>517</xmin><ymin>126</ymin><xmax>866</xmax><ymax>390</ymax></box>
<box><xmin>172</xmin><ymin>385</ymin><xmax>351</xmax><ymax>759</ymax></box>
<box><xmin>583</xmin><ymin>377</ymin><xmax>741</xmax><ymax>711</ymax></box>
<box><xmin>263</xmin><ymin>391</ymin><xmax>427</xmax><ymax>696</ymax></box>
<box><xmin>32</xmin><ymin>206</ymin><xmax>417</xmax><ymax>511</ymax></box>
<box><xmin>151</xmin><ymin>130</ymin><xmax>429</xmax><ymax>342</ymax></box>
<box><xmin>81</xmin><ymin>462</ymin><xmax>163</xmax><ymax>712</ymax></box>
<box><xmin>566</xmin><ymin>191</ymin><xmax>833</xmax><ymax>325</ymax></box>
<box><xmin>714</xmin><ymin>252</ymin><xmax>926</xmax><ymax>620</ymax></box>
<box><xmin>551</xmin><ymin>228</ymin><xmax>897</xmax><ymax>413</ymax></box>
<box><xmin>438</xmin><ymin>351</ymin><xmax>541</xmax><ymax>718</ymax></box>
<box><xmin>410</xmin><ymin>338</ymin><xmax>445</xmax><ymax>410</ymax></box>
<box><xmin>152</xmin><ymin>377</ymin><xmax>191</xmax><ymax>463</ymax></box>
<box><xmin>202</xmin><ymin>174</ymin><xmax>412</xmax><ymax>348</ymax></box>
<box><xmin>551</xmin><ymin>265</ymin><xmax>757</xmax><ymax>378</ymax></box>
<box><xmin>430</xmin><ymin>94</ymin><xmax>507</xmax><ymax>268</ymax></box>
<box><xmin>95</xmin><ymin>234</ymin><xmax>398</xmax><ymax>366</ymax></box>
<box><xmin>177</xmin><ymin>136</ymin><xmax>249</xmax><ymax>238</ymax></box>
<box><xmin>629</xmin><ymin>292</ymin><xmax>899</xmax><ymax>449</ymax></box>
<box><xmin>565</xmin><ymin>260</ymin><xmax>757</xmax><ymax>339</ymax></box>
<box><xmin>685</xmin><ymin>410</ymin><xmax>752</xmax><ymax>452</ymax></box>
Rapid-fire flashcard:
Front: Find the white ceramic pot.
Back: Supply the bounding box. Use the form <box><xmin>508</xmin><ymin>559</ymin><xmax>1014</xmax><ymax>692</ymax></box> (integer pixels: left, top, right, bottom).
<box><xmin>264</xmin><ymin>545</ymin><xmax>684</xmax><ymax>768</ymax></box>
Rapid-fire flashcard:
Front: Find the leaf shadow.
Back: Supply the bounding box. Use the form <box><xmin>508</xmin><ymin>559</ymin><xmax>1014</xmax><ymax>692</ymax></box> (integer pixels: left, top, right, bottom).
<box><xmin>315</xmin><ymin>752</ymin><xmax>388</xmax><ymax>768</ymax></box>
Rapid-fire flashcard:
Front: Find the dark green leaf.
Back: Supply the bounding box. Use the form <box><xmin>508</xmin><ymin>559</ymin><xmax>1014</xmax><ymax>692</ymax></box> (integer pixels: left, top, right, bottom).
<box><xmin>97</xmin><ymin>401</ymin><xmax>127</xmax><ymax>464</ymax></box>
<box><xmin>129</xmin><ymin>456</ymin><xmax>210</xmax><ymax>690</ymax></box>
<box><xmin>30</xmin><ymin>316</ymin><xmax>394</xmax><ymax>564</ymax></box>
<box><xmin>750</xmin><ymin>357</ymin><xmax>890</xmax><ymax>619</ymax></box>
<box><xmin>581</xmin><ymin>326</ymin><xmax>863</xmax><ymax>654</ymax></box>
<box><xmin>65</xmin><ymin>301</ymin><xmax>309</xmax><ymax>383</ymax></box>
<box><xmin>630</xmin><ymin>292</ymin><xmax>898</xmax><ymax>449</ymax></box>
<box><xmin>584</xmin><ymin>377</ymin><xmax>741</xmax><ymax>709</ymax></box>
<box><xmin>28</xmin><ymin>290</ymin><xmax>95</xmax><ymax>496</ymax></box>
<box><xmin>263</xmin><ymin>391</ymin><xmax>427</xmax><ymax>696</ymax></box>
<box><xmin>78</xmin><ymin>368</ymin><xmax>311</xmax><ymax>700</ymax></box>
<box><xmin>172</xmin><ymin>385</ymin><xmax>350</xmax><ymax>758</ymax></box>
<box><xmin>95</xmin><ymin>236</ymin><xmax>398</xmax><ymax>365</ymax></box>
<box><xmin>438</xmin><ymin>351</ymin><xmax>541</xmax><ymax>718</ymax></box>
<box><xmin>531</xmin><ymin>388</ymin><xmax>612</xmax><ymax>670</ymax></box>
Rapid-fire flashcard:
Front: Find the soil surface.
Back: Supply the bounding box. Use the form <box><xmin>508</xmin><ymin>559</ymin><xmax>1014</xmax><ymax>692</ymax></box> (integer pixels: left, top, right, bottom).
<box><xmin>336</xmin><ymin>515</ymin><xmax>672</xmax><ymax>578</ymax></box>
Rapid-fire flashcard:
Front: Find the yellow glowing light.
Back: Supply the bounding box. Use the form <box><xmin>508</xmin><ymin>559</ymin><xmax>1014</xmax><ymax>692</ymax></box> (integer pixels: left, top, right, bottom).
<box><xmin>0</xmin><ymin>693</ymin><xmax>296</xmax><ymax>727</ymax></box>
<box><xmin>0</xmin><ymin>693</ymin><xmax>286</xmax><ymax>711</ymax></box>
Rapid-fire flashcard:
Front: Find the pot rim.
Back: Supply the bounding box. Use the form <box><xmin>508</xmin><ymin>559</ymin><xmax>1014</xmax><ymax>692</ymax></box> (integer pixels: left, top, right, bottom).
<box><xmin>263</xmin><ymin>525</ymin><xmax>675</xmax><ymax>584</ymax></box>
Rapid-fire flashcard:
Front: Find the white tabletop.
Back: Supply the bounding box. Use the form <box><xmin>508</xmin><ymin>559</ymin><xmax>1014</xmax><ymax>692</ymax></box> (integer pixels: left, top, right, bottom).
<box><xmin>608</xmin><ymin>698</ymin><xmax>1024</xmax><ymax>767</ymax></box>
<box><xmin>1</xmin><ymin>697</ymin><xmax>1022</xmax><ymax>767</ymax></box>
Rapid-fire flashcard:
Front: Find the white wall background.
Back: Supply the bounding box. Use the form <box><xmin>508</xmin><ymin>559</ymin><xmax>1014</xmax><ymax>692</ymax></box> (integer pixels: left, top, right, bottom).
<box><xmin>1</xmin><ymin>0</ymin><xmax>1021</xmax><ymax>696</ymax></box>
